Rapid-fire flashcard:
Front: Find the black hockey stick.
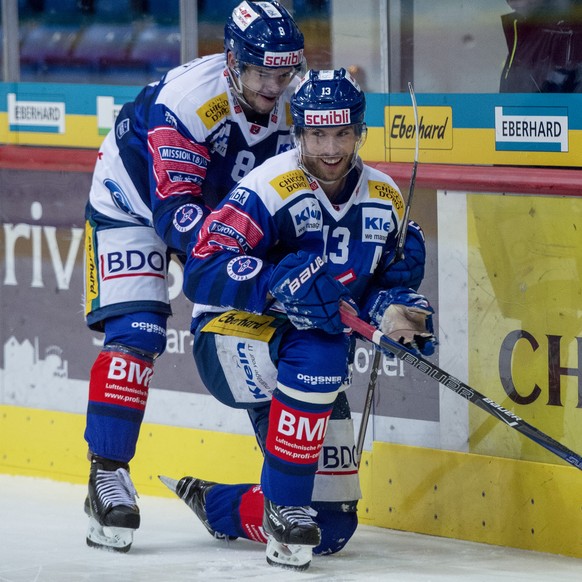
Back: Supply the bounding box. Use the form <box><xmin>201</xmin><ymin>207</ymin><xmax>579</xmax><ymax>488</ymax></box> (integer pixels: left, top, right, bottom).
<box><xmin>394</xmin><ymin>82</ymin><xmax>419</xmax><ymax>261</ymax></box>
<box><xmin>356</xmin><ymin>83</ymin><xmax>420</xmax><ymax>463</ymax></box>
<box><xmin>341</xmin><ymin>305</ymin><xmax>582</xmax><ymax>470</ymax></box>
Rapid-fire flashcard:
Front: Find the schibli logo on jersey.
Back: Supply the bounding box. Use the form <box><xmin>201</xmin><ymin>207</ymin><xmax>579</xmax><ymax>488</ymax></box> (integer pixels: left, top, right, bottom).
<box><xmin>263</xmin><ymin>49</ymin><xmax>303</xmax><ymax>67</ymax></box>
<box><xmin>101</xmin><ymin>249</ymin><xmax>166</xmax><ymax>280</ymax></box>
<box><xmin>305</xmin><ymin>108</ymin><xmax>351</xmax><ymax>126</ymax></box>
<box><xmin>271</xmin><ymin>113</ymin><xmax>278</xmax><ymax>124</ymax></box>
<box><xmin>289</xmin><ymin>256</ymin><xmax>324</xmax><ymax>295</ymax></box>
<box><xmin>250</xmin><ymin>124</ymin><xmax>261</xmax><ymax>134</ymax></box>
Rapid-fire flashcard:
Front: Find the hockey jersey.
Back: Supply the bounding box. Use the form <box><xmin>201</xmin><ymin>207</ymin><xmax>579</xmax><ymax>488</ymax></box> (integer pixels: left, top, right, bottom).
<box><xmin>183</xmin><ymin>148</ymin><xmax>406</xmax><ymax>319</ymax></box>
<box><xmin>90</xmin><ymin>53</ymin><xmax>297</xmax><ymax>255</ymax></box>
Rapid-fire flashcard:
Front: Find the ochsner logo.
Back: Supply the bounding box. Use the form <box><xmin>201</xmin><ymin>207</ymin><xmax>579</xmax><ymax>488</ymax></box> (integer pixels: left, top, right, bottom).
<box><xmin>263</xmin><ymin>49</ymin><xmax>303</xmax><ymax>67</ymax></box>
<box><xmin>305</xmin><ymin>108</ymin><xmax>351</xmax><ymax>126</ymax></box>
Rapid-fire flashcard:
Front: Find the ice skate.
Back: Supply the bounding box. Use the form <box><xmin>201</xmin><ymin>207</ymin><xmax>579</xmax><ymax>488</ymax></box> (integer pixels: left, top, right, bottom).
<box><xmin>263</xmin><ymin>498</ymin><xmax>320</xmax><ymax>571</ymax></box>
<box><xmin>85</xmin><ymin>456</ymin><xmax>140</xmax><ymax>552</ymax></box>
<box><xmin>158</xmin><ymin>475</ymin><xmax>237</xmax><ymax>540</ymax></box>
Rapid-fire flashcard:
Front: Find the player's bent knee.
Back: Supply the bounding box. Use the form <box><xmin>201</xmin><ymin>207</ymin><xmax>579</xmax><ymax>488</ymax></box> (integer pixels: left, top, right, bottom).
<box><xmin>313</xmin><ymin>508</ymin><xmax>358</xmax><ymax>555</ymax></box>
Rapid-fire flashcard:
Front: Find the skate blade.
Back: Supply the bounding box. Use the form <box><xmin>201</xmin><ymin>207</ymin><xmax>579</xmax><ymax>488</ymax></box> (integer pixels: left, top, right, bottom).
<box><xmin>86</xmin><ymin>516</ymin><xmax>134</xmax><ymax>553</ymax></box>
<box><xmin>265</xmin><ymin>537</ymin><xmax>313</xmax><ymax>571</ymax></box>
<box><xmin>158</xmin><ymin>474</ymin><xmax>179</xmax><ymax>494</ymax></box>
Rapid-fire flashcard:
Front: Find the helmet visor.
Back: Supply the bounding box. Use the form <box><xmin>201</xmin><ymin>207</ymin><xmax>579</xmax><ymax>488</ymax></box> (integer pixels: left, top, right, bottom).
<box><xmin>239</xmin><ymin>63</ymin><xmax>301</xmax><ymax>97</ymax></box>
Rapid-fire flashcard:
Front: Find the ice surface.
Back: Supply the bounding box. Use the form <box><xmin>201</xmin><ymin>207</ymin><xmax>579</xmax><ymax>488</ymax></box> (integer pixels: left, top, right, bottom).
<box><xmin>1</xmin><ymin>474</ymin><xmax>581</xmax><ymax>582</ymax></box>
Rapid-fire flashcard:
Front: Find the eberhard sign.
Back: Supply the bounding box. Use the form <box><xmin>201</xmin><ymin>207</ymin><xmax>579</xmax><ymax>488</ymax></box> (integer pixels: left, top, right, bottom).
<box><xmin>386</xmin><ymin>106</ymin><xmax>453</xmax><ymax>150</ymax></box>
<box><xmin>494</xmin><ymin>106</ymin><xmax>569</xmax><ymax>152</ymax></box>
<box><xmin>7</xmin><ymin>93</ymin><xmax>65</xmax><ymax>133</ymax></box>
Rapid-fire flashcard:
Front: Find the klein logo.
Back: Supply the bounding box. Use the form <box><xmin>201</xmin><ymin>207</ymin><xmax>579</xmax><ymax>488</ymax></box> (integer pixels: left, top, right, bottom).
<box><xmin>362</xmin><ymin>207</ymin><xmax>392</xmax><ymax>242</ymax></box>
<box><xmin>236</xmin><ymin>342</ymin><xmax>268</xmax><ymax>400</ymax></box>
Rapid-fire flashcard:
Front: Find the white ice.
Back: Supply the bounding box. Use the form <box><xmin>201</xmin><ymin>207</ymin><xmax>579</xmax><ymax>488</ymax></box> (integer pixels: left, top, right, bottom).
<box><xmin>1</xmin><ymin>474</ymin><xmax>582</xmax><ymax>582</ymax></box>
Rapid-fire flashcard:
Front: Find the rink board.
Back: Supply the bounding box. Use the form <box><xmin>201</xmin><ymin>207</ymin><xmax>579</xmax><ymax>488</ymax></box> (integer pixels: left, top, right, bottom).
<box><xmin>1</xmin><ymin>403</ymin><xmax>580</xmax><ymax>559</ymax></box>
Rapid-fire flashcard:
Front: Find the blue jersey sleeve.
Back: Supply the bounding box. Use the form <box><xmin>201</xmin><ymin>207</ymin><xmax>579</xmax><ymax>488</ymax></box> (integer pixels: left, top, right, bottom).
<box><xmin>183</xmin><ymin>187</ymin><xmax>278</xmax><ymax>314</ymax></box>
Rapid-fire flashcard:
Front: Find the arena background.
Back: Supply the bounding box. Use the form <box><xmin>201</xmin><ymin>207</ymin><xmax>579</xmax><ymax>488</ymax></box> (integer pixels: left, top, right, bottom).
<box><xmin>1</xmin><ymin>0</ymin><xmax>582</xmax><ymax>560</ymax></box>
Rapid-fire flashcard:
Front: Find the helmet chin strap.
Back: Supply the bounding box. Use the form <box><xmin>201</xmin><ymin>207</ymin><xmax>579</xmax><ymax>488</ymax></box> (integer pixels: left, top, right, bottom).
<box><xmin>226</xmin><ymin>65</ymin><xmax>256</xmax><ymax>112</ymax></box>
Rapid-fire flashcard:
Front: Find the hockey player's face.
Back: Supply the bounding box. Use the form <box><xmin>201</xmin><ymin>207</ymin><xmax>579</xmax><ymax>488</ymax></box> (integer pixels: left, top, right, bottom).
<box><xmin>241</xmin><ymin>65</ymin><xmax>296</xmax><ymax>113</ymax></box>
<box><xmin>299</xmin><ymin>126</ymin><xmax>360</xmax><ymax>183</ymax></box>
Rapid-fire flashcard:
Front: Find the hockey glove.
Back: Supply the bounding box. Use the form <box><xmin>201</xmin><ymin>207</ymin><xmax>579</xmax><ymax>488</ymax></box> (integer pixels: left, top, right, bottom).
<box><xmin>381</xmin><ymin>221</ymin><xmax>426</xmax><ymax>290</ymax></box>
<box><xmin>368</xmin><ymin>286</ymin><xmax>436</xmax><ymax>356</ymax></box>
<box><xmin>269</xmin><ymin>251</ymin><xmax>354</xmax><ymax>334</ymax></box>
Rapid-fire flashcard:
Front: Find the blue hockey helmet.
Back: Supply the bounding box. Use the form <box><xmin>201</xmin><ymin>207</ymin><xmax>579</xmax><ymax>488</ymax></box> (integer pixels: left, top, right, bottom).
<box><xmin>225</xmin><ymin>1</ymin><xmax>304</xmax><ymax>70</ymax></box>
<box><xmin>291</xmin><ymin>68</ymin><xmax>366</xmax><ymax>128</ymax></box>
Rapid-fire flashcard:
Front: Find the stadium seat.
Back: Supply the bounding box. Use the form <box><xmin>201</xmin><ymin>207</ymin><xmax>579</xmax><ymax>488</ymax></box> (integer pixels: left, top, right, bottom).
<box><xmin>128</xmin><ymin>21</ymin><xmax>181</xmax><ymax>74</ymax></box>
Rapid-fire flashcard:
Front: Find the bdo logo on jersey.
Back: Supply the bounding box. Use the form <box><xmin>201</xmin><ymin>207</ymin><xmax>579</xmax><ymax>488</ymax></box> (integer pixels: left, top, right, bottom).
<box><xmin>101</xmin><ymin>249</ymin><xmax>166</xmax><ymax>280</ymax></box>
<box><xmin>226</xmin><ymin>255</ymin><xmax>263</xmax><ymax>281</ymax></box>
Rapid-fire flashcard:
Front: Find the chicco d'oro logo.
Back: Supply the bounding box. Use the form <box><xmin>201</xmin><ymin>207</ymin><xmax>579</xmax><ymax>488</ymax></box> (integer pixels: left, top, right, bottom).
<box><xmin>226</xmin><ymin>255</ymin><xmax>263</xmax><ymax>281</ymax></box>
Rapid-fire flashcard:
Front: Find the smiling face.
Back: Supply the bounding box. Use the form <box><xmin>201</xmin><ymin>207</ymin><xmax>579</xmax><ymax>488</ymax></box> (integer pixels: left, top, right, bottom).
<box><xmin>298</xmin><ymin>125</ymin><xmax>361</xmax><ymax>185</ymax></box>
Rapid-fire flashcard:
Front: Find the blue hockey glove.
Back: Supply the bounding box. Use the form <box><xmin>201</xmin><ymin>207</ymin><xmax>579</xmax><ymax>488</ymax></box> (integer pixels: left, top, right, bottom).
<box><xmin>368</xmin><ymin>286</ymin><xmax>436</xmax><ymax>356</ymax></box>
<box><xmin>269</xmin><ymin>251</ymin><xmax>354</xmax><ymax>334</ymax></box>
<box><xmin>382</xmin><ymin>221</ymin><xmax>426</xmax><ymax>291</ymax></box>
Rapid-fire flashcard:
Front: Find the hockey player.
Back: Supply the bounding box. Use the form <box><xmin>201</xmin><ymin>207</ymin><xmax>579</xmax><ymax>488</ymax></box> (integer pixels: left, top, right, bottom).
<box><xmin>82</xmin><ymin>1</ymin><xmax>305</xmax><ymax>553</ymax></box>
<box><xmin>167</xmin><ymin>68</ymin><xmax>436</xmax><ymax>570</ymax></box>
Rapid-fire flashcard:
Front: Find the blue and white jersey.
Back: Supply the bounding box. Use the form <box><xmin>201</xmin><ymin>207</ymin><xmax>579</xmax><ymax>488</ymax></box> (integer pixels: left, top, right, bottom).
<box><xmin>88</xmin><ymin>53</ymin><xmax>297</xmax><ymax>254</ymax></box>
<box><xmin>183</xmin><ymin>148</ymin><xmax>406</xmax><ymax>318</ymax></box>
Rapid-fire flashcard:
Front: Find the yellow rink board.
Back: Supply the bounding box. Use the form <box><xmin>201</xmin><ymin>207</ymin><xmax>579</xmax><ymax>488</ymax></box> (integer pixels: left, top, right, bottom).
<box><xmin>1</xmin><ymin>404</ymin><xmax>580</xmax><ymax>558</ymax></box>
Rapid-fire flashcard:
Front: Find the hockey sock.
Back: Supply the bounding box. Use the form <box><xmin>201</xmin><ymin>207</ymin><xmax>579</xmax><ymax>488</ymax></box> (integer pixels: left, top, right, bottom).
<box><xmin>85</xmin><ymin>346</ymin><xmax>153</xmax><ymax>462</ymax></box>
<box><xmin>261</xmin><ymin>389</ymin><xmax>333</xmax><ymax>507</ymax></box>
<box><xmin>205</xmin><ymin>483</ymin><xmax>267</xmax><ymax>542</ymax></box>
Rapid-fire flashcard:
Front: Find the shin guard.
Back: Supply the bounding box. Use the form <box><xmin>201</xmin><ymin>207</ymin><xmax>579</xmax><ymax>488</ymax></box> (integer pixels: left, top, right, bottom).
<box><xmin>262</xmin><ymin>389</ymin><xmax>333</xmax><ymax>507</ymax></box>
<box><xmin>85</xmin><ymin>345</ymin><xmax>154</xmax><ymax>462</ymax></box>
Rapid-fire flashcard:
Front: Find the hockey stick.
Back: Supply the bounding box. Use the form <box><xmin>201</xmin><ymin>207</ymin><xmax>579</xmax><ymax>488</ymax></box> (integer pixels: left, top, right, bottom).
<box><xmin>341</xmin><ymin>305</ymin><xmax>582</xmax><ymax>470</ymax></box>
<box><xmin>394</xmin><ymin>82</ymin><xmax>419</xmax><ymax>261</ymax></box>
<box><xmin>355</xmin><ymin>83</ymin><xmax>420</xmax><ymax>464</ymax></box>
<box><xmin>356</xmin><ymin>349</ymin><xmax>380</xmax><ymax>467</ymax></box>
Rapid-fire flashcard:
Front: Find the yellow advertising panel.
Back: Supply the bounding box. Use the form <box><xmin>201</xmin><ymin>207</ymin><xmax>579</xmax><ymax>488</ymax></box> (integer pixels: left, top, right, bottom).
<box><xmin>467</xmin><ymin>194</ymin><xmax>582</xmax><ymax>464</ymax></box>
